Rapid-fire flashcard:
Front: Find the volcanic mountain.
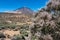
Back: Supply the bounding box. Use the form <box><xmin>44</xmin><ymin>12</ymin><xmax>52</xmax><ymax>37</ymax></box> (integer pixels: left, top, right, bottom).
<box><xmin>14</xmin><ymin>6</ymin><xmax>34</xmax><ymax>14</ymax></box>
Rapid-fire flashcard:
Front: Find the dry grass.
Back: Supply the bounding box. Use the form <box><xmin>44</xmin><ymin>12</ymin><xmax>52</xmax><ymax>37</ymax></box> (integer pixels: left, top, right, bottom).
<box><xmin>4</xmin><ymin>30</ymin><xmax>20</xmax><ymax>36</ymax></box>
<box><xmin>0</xmin><ymin>29</ymin><xmax>20</xmax><ymax>38</ymax></box>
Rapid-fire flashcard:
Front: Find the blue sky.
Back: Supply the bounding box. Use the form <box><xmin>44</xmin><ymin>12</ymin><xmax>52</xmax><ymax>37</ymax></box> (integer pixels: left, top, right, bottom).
<box><xmin>0</xmin><ymin>0</ymin><xmax>48</xmax><ymax>12</ymax></box>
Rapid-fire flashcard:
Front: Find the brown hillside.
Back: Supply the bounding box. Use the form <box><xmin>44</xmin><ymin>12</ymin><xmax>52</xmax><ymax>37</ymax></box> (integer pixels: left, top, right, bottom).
<box><xmin>0</xmin><ymin>12</ymin><xmax>32</xmax><ymax>25</ymax></box>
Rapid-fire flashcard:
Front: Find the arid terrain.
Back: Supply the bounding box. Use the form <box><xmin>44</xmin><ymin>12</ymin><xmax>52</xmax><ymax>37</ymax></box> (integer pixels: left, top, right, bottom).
<box><xmin>0</xmin><ymin>7</ymin><xmax>33</xmax><ymax>40</ymax></box>
<box><xmin>0</xmin><ymin>0</ymin><xmax>60</xmax><ymax>40</ymax></box>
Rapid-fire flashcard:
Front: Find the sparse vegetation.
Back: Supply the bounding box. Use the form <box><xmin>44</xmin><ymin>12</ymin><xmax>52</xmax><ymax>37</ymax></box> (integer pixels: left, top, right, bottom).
<box><xmin>11</xmin><ymin>35</ymin><xmax>25</xmax><ymax>40</ymax></box>
<box><xmin>0</xmin><ymin>0</ymin><xmax>60</xmax><ymax>40</ymax></box>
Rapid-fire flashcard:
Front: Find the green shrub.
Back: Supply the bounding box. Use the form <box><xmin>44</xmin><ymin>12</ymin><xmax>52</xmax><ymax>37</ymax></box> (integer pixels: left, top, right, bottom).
<box><xmin>20</xmin><ymin>29</ymin><xmax>28</xmax><ymax>36</ymax></box>
<box><xmin>11</xmin><ymin>35</ymin><xmax>25</xmax><ymax>40</ymax></box>
<box><xmin>20</xmin><ymin>24</ymin><xmax>29</xmax><ymax>30</ymax></box>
